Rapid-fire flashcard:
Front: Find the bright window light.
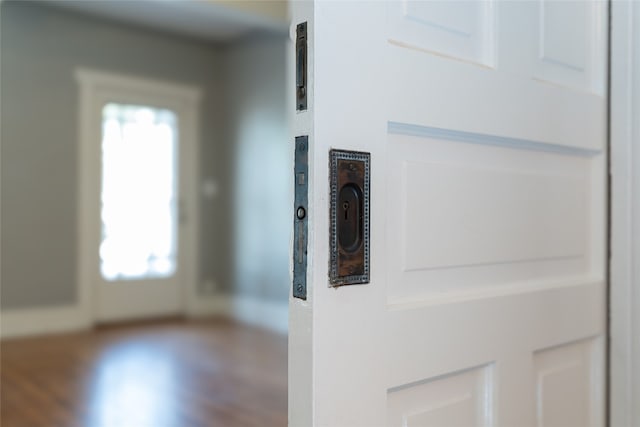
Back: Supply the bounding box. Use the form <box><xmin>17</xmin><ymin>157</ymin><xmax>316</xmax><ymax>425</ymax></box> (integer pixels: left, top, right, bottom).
<box><xmin>100</xmin><ymin>103</ymin><xmax>178</xmax><ymax>281</ymax></box>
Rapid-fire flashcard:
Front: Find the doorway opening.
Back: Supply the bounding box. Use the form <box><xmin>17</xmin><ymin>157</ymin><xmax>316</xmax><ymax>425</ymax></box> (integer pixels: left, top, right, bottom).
<box><xmin>76</xmin><ymin>69</ymin><xmax>202</xmax><ymax>324</ymax></box>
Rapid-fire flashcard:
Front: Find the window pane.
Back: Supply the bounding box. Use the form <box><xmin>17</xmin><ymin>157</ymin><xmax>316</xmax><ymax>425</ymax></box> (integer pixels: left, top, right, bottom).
<box><xmin>100</xmin><ymin>103</ymin><xmax>178</xmax><ymax>281</ymax></box>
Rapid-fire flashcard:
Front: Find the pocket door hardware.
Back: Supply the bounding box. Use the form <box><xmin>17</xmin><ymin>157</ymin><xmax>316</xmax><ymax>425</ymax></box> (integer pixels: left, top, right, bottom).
<box><xmin>296</xmin><ymin>22</ymin><xmax>307</xmax><ymax>111</ymax></box>
<box><xmin>293</xmin><ymin>136</ymin><xmax>309</xmax><ymax>299</ymax></box>
<box><xmin>329</xmin><ymin>149</ymin><xmax>370</xmax><ymax>286</ymax></box>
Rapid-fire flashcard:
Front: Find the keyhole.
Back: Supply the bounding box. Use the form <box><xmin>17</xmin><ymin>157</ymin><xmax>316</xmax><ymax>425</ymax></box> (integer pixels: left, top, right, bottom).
<box><xmin>337</xmin><ymin>184</ymin><xmax>363</xmax><ymax>253</ymax></box>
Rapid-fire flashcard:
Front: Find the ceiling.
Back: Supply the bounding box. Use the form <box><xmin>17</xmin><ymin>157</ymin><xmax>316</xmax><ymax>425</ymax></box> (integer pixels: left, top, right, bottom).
<box><xmin>47</xmin><ymin>0</ymin><xmax>289</xmax><ymax>43</ymax></box>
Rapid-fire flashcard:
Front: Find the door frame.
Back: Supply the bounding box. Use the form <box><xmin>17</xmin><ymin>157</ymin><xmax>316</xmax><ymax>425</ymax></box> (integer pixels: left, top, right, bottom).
<box><xmin>609</xmin><ymin>1</ymin><xmax>640</xmax><ymax>425</ymax></box>
<box><xmin>75</xmin><ymin>68</ymin><xmax>202</xmax><ymax>324</ymax></box>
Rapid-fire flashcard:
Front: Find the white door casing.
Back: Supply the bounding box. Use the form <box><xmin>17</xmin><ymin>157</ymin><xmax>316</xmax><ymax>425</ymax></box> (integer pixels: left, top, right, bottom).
<box><xmin>610</xmin><ymin>1</ymin><xmax>640</xmax><ymax>425</ymax></box>
<box><xmin>289</xmin><ymin>1</ymin><xmax>608</xmax><ymax>426</ymax></box>
<box><xmin>76</xmin><ymin>69</ymin><xmax>201</xmax><ymax>323</ymax></box>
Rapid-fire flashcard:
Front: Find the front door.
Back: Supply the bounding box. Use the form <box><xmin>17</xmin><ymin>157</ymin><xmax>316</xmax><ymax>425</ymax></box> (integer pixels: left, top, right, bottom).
<box><xmin>76</xmin><ymin>70</ymin><xmax>201</xmax><ymax>324</ymax></box>
<box><xmin>94</xmin><ymin>102</ymin><xmax>184</xmax><ymax>323</ymax></box>
<box><xmin>290</xmin><ymin>1</ymin><xmax>608</xmax><ymax>426</ymax></box>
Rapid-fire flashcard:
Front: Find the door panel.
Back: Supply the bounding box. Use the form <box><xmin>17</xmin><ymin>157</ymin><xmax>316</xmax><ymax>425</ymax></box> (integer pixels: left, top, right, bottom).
<box><xmin>387</xmin><ymin>0</ymin><xmax>496</xmax><ymax>67</ymax></box>
<box><xmin>386</xmin><ymin>134</ymin><xmax>592</xmax><ymax>304</ymax></box>
<box><xmin>533</xmin><ymin>338</ymin><xmax>602</xmax><ymax>427</ymax></box>
<box><xmin>387</xmin><ymin>363</ymin><xmax>495</xmax><ymax>427</ymax></box>
<box><xmin>290</xmin><ymin>1</ymin><xmax>607</xmax><ymax>426</ymax></box>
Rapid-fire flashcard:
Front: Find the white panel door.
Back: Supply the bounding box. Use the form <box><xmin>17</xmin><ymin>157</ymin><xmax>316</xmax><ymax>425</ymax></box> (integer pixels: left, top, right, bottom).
<box><xmin>289</xmin><ymin>1</ymin><xmax>608</xmax><ymax>426</ymax></box>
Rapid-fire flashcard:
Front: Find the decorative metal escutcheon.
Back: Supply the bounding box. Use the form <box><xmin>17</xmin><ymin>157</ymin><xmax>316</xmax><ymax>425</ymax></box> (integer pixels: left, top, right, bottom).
<box><xmin>329</xmin><ymin>149</ymin><xmax>371</xmax><ymax>286</ymax></box>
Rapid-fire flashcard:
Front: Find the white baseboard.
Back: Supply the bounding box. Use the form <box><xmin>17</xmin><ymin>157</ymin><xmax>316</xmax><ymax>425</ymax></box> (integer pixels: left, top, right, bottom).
<box><xmin>1</xmin><ymin>294</ymin><xmax>287</xmax><ymax>339</ymax></box>
<box><xmin>232</xmin><ymin>296</ymin><xmax>288</xmax><ymax>334</ymax></box>
<box><xmin>1</xmin><ymin>305</ymin><xmax>90</xmax><ymax>340</ymax></box>
<box><xmin>0</xmin><ymin>292</ymin><xmax>231</xmax><ymax>339</ymax></box>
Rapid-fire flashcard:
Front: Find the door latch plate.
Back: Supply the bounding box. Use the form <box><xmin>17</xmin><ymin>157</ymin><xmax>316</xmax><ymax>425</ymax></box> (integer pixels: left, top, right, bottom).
<box><xmin>329</xmin><ymin>149</ymin><xmax>370</xmax><ymax>286</ymax></box>
<box><xmin>293</xmin><ymin>136</ymin><xmax>309</xmax><ymax>299</ymax></box>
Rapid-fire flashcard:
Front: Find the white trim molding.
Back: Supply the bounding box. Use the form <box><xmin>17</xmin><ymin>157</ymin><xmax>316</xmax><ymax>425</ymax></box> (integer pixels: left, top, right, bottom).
<box><xmin>0</xmin><ymin>293</ymin><xmax>234</xmax><ymax>339</ymax></box>
<box><xmin>75</xmin><ymin>68</ymin><xmax>202</xmax><ymax>325</ymax></box>
<box><xmin>610</xmin><ymin>2</ymin><xmax>640</xmax><ymax>425</ymax></box>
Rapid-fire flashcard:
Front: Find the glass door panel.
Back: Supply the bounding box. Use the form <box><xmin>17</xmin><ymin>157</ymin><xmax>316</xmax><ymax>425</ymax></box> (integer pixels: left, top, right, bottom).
<box><xmin>100</xmin><ymin>104</ymin><xmax>178</xmax><ymax>282</ymax></box>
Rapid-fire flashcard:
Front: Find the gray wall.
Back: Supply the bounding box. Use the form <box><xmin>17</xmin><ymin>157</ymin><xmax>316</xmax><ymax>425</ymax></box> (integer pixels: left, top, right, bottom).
<box><xmin>223</xmin><ymin>35</ymin><xmax>291</xmax><ymax>303</ymax></box>
<box><xmin>0</xmin><ymin>2</ymin><xmax>232</xmax><ymax>308</ymax></box>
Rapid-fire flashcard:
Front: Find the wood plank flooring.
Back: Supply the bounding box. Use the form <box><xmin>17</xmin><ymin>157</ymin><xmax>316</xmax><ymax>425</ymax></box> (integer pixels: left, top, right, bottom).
<box><xmin>1</xmin><ymin>317</ymin><xmax>287</xmax><ymax>427</ymax></box>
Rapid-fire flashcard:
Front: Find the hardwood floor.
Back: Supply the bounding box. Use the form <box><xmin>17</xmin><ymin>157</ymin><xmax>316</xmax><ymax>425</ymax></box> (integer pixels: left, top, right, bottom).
<box><xmin>1</xmin><ymin>317</ymin><xmax>287</xmax><ymax>427</ymax></box>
